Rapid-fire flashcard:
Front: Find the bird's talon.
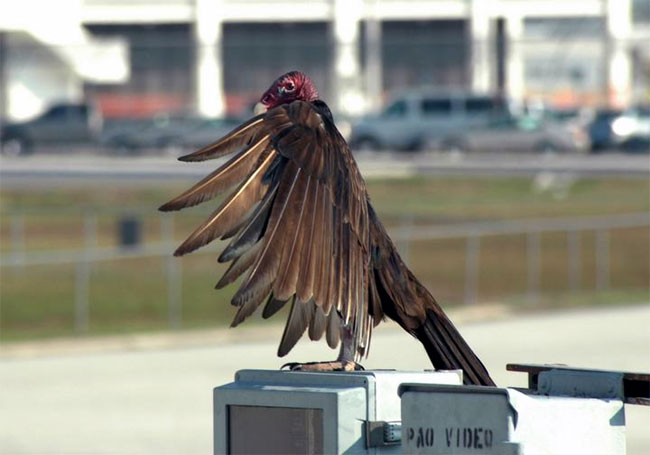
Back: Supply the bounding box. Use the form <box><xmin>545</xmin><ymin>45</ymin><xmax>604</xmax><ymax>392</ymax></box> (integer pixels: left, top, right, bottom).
<box><xmin>280</xmin><ymin>360</ymin><xmax>364</xmax><ymax>372</ymax></box>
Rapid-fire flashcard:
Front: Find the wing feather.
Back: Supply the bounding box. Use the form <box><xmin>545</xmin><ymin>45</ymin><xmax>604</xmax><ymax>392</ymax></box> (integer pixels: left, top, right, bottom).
<box><xmin>173</xmin><ymin>149</ymin><xmax>277</xmax><ymax>256</ymax></box>
<box><xmin>159</xmin><ymin>135</ymin><xmax>270</xmax><ymax>211</ymax></box>
<box><xmin>278</xmin><ymin>297</ymin><xmax>312</xmax><ymax>357</ymax></box>
<box><xmin>231</xmin><ymin>163</ymin><xmax>301</xmax><ymax>306</ymax></box>
<box><xmin>262</xmin><ymin>296</ymin><xmax>289</xmax><ymax>319</ymax></box>
<box><xmin>218</xmin><ymin>177</ymin><xmax>279</xmax><ymax>263</ymax></box>
<box><xmin>313</xmin><ymin>190</ymin><xmax>328</xmax><ymax>312</ymax></box>
<box><xmin>308</xmin><ymin>303</ymin><xmax>327</xmax><ymax>341</ymax></box>
<box><xmin>230</xmin><ymin>279</ymin><xmax>273</xmax><ymax>327</ymax></box>
<box><xmin>273</xmin><ymin>174</ymin><xmax>311</xmax><ymax>300</ymax></box>
<box><xmin>326</xmin><ymin>309</ymin><xmax>341</xmax><ymax>349</ymax></box>
<box><xmin>295</xmin><ymin>181</ymin><xmax>320</xmax><ymax>302</ymax></box>
<box><xmin>216</xmin><ymin>241</ymin><xmax>262</xmax><ymax>289</ymax></box>
<box><xmin>178</xmin><ymin>115</ymin><xmax>266</xmax><ymax>162</ymax></box>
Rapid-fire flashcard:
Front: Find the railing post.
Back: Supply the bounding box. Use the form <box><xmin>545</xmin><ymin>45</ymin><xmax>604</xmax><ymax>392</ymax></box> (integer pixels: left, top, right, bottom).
<box><xmin>568</xmin><ymin>230</ymin><xmax>582</xmax><ymax>291</ymax></box>
<box><xmin>527</xmin><ymin>230</ymin><xmax>541</xmax><ymax>306</ymax></box>
<box><xmin>595</xmin><ymin>229</ymin><xmax>610</xmax><ymax>291</ymax></box>
<box><xmin>75</xmin><ymin>213</ymin><xmax>97</xmax><ymax>333</ymax></box>
<box><xmin>10</xmin><ymin>214</ymin><xmax>25</xmax><ymax>268</ymax></box>
<box><xmin>163</xmin><ymin>215</ymin><xmax>182</xmax><ymax>328</ymax></box>
<box><xmin>464</xmin><ymin>234</ymin><xmax>480</xmax><ymax>306</ymax></box>
<box><xmin>74</xmin><ymin>261</ymin><xmax>90</xmax><ymax>333</ymax></box>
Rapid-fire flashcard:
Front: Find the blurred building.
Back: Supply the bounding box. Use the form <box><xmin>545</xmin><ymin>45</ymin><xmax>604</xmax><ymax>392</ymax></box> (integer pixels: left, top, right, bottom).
<box><xmin>0</xmin><ymin>0</ymin><xmax>649</xmax><ymax>121</ymax></box>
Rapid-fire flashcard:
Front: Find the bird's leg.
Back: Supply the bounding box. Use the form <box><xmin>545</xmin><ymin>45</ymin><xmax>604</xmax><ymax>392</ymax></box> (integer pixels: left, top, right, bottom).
<box><xmin>281</xmin><ymin>326</ymin><xmax>364</xmax><ymax>372</ymax></box>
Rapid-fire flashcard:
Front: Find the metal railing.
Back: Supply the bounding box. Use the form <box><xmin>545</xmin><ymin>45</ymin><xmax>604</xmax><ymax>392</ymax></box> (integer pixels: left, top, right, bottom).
<box><xmin>1</xmin><ymin>212</ymin><xmax>648</xmax><ymax>333</ymax></box>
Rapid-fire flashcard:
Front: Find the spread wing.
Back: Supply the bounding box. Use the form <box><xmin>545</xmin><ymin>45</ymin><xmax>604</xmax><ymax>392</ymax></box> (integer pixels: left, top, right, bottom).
<box><xmin>160</xmin><ymin>100</ymin><xmax>379</xmax><ymax>357</ymax></box>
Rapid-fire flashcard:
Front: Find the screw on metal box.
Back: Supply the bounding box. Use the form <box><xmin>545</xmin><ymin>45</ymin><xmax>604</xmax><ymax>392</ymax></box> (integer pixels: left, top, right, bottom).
<box><xmin>366</xmin><ymin>420</ymin><xmax>401</xmax><ymax>447</ymax></box>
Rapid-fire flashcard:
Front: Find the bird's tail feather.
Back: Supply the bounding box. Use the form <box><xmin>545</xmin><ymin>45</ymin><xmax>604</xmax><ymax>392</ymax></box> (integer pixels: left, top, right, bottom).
<box><xmin>369</xmin><ymin>205</ymin><xmax>494</xmax><ymax>386</ymax></box>
<box><xmin>415</xmin><ymin>306</ymin><xmax>495</xmax><ymax>386</ymax></box>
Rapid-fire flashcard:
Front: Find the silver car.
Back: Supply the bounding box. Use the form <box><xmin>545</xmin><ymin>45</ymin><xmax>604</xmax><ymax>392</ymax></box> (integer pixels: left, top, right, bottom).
<box><xmin>438</xmin><ymin>115</ymin><xmax>590</xmax><ymax>153</ymax></box>
<box><xmin>350</xmin><ymin>90</ymin><xmax>508</xmax><ymax>151</ymax></box>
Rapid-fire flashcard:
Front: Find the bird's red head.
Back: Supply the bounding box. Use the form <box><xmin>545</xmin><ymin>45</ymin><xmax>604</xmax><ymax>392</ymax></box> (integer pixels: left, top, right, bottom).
<box><xmin>260</xmin><ymin>71</ymin><xmax>319</xmax><ymax>109</ymax></box>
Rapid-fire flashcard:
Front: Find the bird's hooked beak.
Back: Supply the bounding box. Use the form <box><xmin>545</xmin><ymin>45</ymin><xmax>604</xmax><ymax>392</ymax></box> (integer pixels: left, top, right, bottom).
<box><xmin>254</xmin><ymin>102</ymin><xmax>267</xmax><ymax>115</ymax></box>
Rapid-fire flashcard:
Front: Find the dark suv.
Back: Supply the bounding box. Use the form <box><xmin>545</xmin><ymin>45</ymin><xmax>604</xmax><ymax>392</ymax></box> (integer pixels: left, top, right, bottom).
<box><xmin>1</xmin><ymin>103</ymin><xmax>102</xmax><ymax>156</ymax></box>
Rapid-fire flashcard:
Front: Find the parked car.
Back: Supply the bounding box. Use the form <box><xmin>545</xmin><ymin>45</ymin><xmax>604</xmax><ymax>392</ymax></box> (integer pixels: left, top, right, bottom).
<box><xmin>101</xmin><ymin>114</ymin><xmax>199</xmax><ymax>155</ymax></box>
<box><xmin>587</xmin><ymin>106</ymin><xmax>650</xmax><ymax>152</ymax></box>
<box><xmin>546</xmin><ymin>108</ymin><xmax>582</xmax><ymax>123</ymax></box>
<box><xmin>349</xmin><ymin>90</ymin><xmax>508</xmax><ymax>151</ymax></box>
<box><xmin>178</xmin><ymin>117</ymin><xmax>244</xmax><ymax>151</ymax></box>
<box><xmin>609</xmin><ymin>106</ymin><xmax>650</xmax><ymax>152</ymax></box>
<box><xmin>587</xmin><ymin>108</ymin><xmax>624</xmax><ymax>151</ymax></box>
<box><xmin>1</xmin><ymin>103</ymin><xmax>102</xmax><ymax>156</ymax></box>
<box><xmin>100</xmin><ymin>113</ymin><xmax>254</xmax><ymax>156</ymax></box>
<box><xmin>434</xmin><ymin>114</ymin><xmax>589</xmax><ymax>153</ymax></box>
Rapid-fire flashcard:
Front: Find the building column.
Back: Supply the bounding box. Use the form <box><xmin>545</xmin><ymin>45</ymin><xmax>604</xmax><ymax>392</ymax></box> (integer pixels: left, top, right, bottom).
<box><xmin>469</xmin><ymin>0</ymin><xmax>492</xmax><ymax>93</ymax></box>
<box><xmin>364</xmin><ymin>0</ymin><xmax>383</xmax><ymax>112</ymax></box>
<box><xmin>505</xmin><ymin>13</ymin><xmax>525</xmax><ymax>104</ymax></box>
<box><xmin>195</xmin><ymin>0</ymin><xmax>225</xmax><ymax>117</ymax></box>
<box><xmin>605</xmin><ymin>0</ymin><xmax>632</xmax><ymax>107</ymax></box>
<box><xmin>332</xmin><ymin>0</ymin><xmax>364</xmax><ymax>115</ymax></box>
<box><xmin>0</xmin><ymin>32</ymin><xmax>6</xmax><ymax>129</ymax></box>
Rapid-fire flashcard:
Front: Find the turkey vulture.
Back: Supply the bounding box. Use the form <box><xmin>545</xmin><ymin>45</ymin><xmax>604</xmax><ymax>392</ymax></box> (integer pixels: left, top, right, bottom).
<box><xmin>160</xmin><ymin>71</ymin><xmax>494</xmax><ymax>386</ymax></box>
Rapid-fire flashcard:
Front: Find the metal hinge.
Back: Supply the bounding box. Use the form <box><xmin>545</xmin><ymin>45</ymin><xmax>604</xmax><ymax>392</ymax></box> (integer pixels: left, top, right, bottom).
<box><xmin>366</xmin><ymin>420</ymin><xmax>401</xmax><ymax>447</ymax></box>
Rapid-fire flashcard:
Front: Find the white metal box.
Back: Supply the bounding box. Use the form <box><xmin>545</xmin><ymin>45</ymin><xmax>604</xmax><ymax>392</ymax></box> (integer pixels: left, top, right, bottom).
<box><xmin>213</xmin><ymin>369</ymin><xmax>462</xmax><ymax>455</ymax></box>
<box><xmin>399</xmin><ymin>383</ymin><xmax>626</xmax><ymax>454</ymax></box>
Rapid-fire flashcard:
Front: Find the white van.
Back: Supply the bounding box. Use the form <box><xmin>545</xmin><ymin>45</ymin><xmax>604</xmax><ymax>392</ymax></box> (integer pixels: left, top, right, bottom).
<box><xmin>350</xmin><ymin>90</ymin><xmax>508</xmax><ymax>151</ymax></box>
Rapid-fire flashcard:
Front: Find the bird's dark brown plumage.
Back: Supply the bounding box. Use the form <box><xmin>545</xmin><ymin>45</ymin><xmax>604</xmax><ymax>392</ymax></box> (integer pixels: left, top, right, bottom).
<box><xmin>160</xmin><ymin>74</ymin><xmax>494</xmax><ymax>386</ymax></box>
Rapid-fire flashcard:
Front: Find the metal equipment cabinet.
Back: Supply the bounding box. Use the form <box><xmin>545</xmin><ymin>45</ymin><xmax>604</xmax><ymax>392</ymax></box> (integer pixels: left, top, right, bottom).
<box><xmin>399</xmin><ymin>364</ymin><xmax>649</xmax><ymax>454</ymax></box>
<box><xmin>213</xmin><ymin>369</ymin><xmax>462</xmax><ymax>454</ymax></box>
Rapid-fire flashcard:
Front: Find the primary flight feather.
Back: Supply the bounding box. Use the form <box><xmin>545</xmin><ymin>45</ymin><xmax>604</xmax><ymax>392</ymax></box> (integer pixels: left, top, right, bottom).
<box><xmin>160</xmin><ymin>71</ymin><xmax>495</xmax><ymax>386</ymax></box>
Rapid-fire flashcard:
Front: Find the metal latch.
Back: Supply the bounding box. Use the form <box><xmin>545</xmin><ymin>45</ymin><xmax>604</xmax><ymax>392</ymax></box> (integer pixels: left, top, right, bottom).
<box><xmin>366</xmin><ymin>420</ymin><xmax>401</xmax><ymax>447</ymax></box>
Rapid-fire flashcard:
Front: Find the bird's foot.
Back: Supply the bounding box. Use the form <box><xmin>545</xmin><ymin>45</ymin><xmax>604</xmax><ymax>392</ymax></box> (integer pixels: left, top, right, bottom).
<box><xmin>281</xmin><ymin>360</ymin><xmax>364</xmax><ymax>372</ymax></box>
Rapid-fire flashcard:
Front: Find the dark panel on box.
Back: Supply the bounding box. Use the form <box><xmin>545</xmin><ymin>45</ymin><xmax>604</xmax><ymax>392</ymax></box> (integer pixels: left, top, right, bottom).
<box><xmin>227</xmin><ymin>405</ymin><xmax>324</xmax><ymax>455</ymax></box>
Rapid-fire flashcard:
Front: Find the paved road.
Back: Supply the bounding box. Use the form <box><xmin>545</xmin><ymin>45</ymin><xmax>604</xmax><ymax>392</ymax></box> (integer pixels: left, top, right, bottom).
<box><xmin>1</xmin><ymin>151</ymin><xmax>648</xmax><ymax>188</ymax></box>
<box><xmin>1</xmin><ymin>304</ymin><xmax>649</xmax><ymax>454</ymax></box>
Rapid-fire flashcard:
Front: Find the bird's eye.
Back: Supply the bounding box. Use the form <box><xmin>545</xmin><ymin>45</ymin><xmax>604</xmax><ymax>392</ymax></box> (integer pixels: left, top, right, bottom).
<box><xmin>284</xmin><ymin>81</ymin><xmax>295</xmax><ymax>92</ymax></box>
